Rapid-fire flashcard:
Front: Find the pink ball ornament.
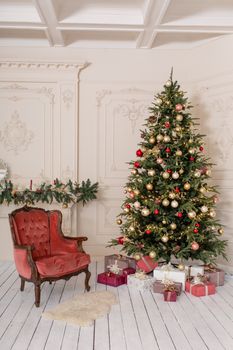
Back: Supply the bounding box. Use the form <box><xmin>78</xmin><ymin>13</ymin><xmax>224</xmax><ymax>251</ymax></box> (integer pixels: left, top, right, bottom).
<box><xmin>191</xmin><ymin>241</ymin><xmax>199</xmax><ymax>251</ymax></box>
<box><xmin>175</xmin><ymin>104</ymin><xmax>183</xmax><ymax>111</ymax></box>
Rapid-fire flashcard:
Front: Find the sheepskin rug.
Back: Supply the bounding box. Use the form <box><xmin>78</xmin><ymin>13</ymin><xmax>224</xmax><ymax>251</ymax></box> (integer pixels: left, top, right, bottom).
<box><xmin>43</xmin><ymin>290</ymin><xmax>118</xmax><ymax>327</ymax></box>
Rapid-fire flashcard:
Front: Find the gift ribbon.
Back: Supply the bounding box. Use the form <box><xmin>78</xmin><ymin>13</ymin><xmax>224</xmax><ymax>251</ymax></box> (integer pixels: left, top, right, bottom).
<box><xmin>135</xmin><ymin>270</ymin><xmax>149</xmax><ymax>280</ymax></box>
<box><xmin>140</xmin><ymin>256</ymin><xmax>154</xmax><ymax>270</ymax></box>
<box><xmin>165</xmin><ymin>290</ymin><xmax>176</xmax><ymax>301</ymax></box>
<box><xmin>190</xmin><ymin>282</ymin><xmax>209</xmax><ymax>295</ymax></box>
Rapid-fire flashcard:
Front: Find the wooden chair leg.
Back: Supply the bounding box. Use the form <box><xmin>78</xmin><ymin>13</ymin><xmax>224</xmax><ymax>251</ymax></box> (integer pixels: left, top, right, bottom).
<box><xmin>85</xmin><ymin>268</ymin><xmax>91</xmax><ymax>292</ymax></box>
<box><xmin>20</xmin><ymin>278</ymin><xmax>25</xmax><ymax>291</ymax></box>
<box><xmin>35</xmin><ymin>283</ymin><xmax>41</xmax><ymax>307</ymax></box>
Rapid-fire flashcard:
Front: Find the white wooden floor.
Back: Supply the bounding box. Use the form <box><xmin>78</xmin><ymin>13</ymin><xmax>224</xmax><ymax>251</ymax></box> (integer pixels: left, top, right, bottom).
<box><xmin>0</xmin><ymin>261</ymin><xmax>233</xmax><ymax>350</ymax></box>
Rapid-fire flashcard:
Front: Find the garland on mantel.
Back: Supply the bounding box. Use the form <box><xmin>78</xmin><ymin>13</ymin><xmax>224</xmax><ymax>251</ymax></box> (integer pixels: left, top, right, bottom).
<box><xmin>0</xmin><ymin>179</ymin><xmax>98</xmax><ymax>207</ymax></box>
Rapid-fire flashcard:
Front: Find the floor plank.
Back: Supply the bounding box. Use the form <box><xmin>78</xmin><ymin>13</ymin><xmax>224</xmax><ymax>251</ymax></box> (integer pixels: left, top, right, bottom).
<box><xmin>0</xmin><ymin>261</ymin><xmax>233</xmax><ymax>350</ymax></box>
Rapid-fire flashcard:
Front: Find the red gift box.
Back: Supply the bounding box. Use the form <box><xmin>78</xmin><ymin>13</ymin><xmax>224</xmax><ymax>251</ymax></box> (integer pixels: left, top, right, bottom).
<box><xmin>122</xmin><ymin>267</ymin><xmax>136</xmax><ymax>283</ymax></box>
<box><xmin>104</xmin><ymin>254</ymin><xmax>136</xmax><ymax>271</ymax></box>
<box><xmin>164</xmin><ymin>290</ymin><xmax>177</xmax><ymax>302</ymax></box>
<box><xmin>97</xmin><ymin>272</ymin><xmax>126</xmax><ymax>287</ymax></box>
<box><xmin>185</xmin><ymin>281</ymin><xmax>216</xmax><ymax>297</ymax></box>
<box><xmin>137</xmin><ymin>255</ymin><xmax>158</xmax><ymax>273</ymax></box>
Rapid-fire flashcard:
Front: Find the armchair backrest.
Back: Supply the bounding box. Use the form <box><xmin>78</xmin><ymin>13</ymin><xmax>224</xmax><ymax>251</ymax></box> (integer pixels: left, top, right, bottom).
<box><xmin>9</xmin><ymin>207</ymin><xmax>51</xmax><ymax>259</ymax></box>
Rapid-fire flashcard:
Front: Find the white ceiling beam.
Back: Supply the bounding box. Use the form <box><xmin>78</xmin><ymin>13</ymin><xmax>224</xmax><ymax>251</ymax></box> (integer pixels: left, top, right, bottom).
<box><xmin>57</xmin><ymin>23</ymin><xmax>143</xmax><ymax>31</ymax></box>
<box><xmin>0</xmin><ymin>22</ymin><xmax>47</xmax><ymax>30</ymax></box>
<box><xmin>156</xmin><ymin>25</ymin><xmax>233</xmax><ymax>34</ymax></box>
<box><xmin>33</xmin><ymin>0</ymin><xmax>64</xmax><ymax>46</ymax></box>
<box><xmin>137</xmin><ymin>0</ymin><xmax>171</xmax><ymax>48</ymax></box>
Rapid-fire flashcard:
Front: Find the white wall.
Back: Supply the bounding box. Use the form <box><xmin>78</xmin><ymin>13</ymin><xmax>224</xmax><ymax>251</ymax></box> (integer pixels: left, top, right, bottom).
<box><xmin>0</xmin><ymin>36</ymin><xmax>232</xmax><ymax>270</ymax></box>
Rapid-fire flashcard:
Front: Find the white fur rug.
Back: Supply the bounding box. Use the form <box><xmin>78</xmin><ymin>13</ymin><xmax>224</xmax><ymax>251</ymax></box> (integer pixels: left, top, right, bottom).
<box><xmin>42</xmin><ymin>290</ymin><xmax>118</xmax><ymax>327</ymax></box>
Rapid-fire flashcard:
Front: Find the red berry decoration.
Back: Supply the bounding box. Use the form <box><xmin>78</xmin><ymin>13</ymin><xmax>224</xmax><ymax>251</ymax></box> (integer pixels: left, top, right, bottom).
<box><xmin>175</xmin><ymin>187</ymin><xmax>180</xmax><ymax>193</ymax></box>
<box><xmin>193</xmin><ymin>229</ymin><xmax>198</xmax><ymax>233</ymax></box>
<box><xmin>125</xmin><ymin>204</ymin><xmax>131</xmax><ymax>209</ymax></box>
<box><xmin>145</xmin><ymin>229</ymin><xmax>152</xmax><ymax>235</ymax></box>
<box><xmin>167</xmin><ymin>169</ymin><xmax>172</xmax><ymax>173</ymax></box>
<box><xmin>134</xmin><ymin>161</ymin><xmax>141</xmax><ymax>168</ymax></box>
<box><xmin>117</xmin><ymin>236</ymin><xmax>124</xmax><ymax>245</ymax></box>
<box><xmin>165</xmin><ymin>147</ymin><xmax>171</xmax><ymax>153</ymax></box>
<box><xmin>175</xmin><ymin>104</ymin><xmax>183</xmax><ymax>111</ymax></box>
<box><xmin>177</xmin><ymin>212</ymin><xmax>183</xmax><ymax>218</ymax></box>
<box><xmin>154</xmin><ymin>209</ymin><xmax>159</xmax><ymax>215</ymax></box>
<box><xmin>199</xmin><ymin>146</ymin><xmax>204</xmax><ymax>152</ymax></box>
<box><xmin>195</xmin><ymin>223</ymin><xmax>200</xmax><ymax>227</ymax></box>
<box><xmin>189</xmin><ymin>156</ymin><xmax>195</xmax><ymax>161</ymax></box>
<box><xmin>136</xmin><ymin>149</ymin><xmax>143</xmax><ymax>157</ymax></box>
<box><xmin>165</xmin><ymin>121</ymin><xmax>170</xmax><ymax>128</ymax></box>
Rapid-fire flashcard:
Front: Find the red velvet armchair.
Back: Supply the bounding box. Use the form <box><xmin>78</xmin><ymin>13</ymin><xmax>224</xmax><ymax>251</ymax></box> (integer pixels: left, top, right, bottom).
<box><xmin>9</xmin><ymin>206</ymin><xmax>91</xmax><ymax>307</ymax></box>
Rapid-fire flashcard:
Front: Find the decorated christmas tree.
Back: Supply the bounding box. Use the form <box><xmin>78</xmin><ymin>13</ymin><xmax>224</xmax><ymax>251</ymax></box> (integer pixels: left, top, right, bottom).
<box><xmin>109</xmin><ymin>71</ymin><xmax>227</xmax><ymax>265</ymax></box>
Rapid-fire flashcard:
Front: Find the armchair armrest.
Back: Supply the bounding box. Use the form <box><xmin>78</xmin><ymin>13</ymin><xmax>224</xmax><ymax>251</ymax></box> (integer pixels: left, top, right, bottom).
<box><xmin>13</xmin><ymin>244</ymin><xmax>38</xmax><ymax>280</ymax></box>
<box><xmin>62</xmin><ymin>236</ymin><xmax>88</xmax><ymax>252</ymax></box>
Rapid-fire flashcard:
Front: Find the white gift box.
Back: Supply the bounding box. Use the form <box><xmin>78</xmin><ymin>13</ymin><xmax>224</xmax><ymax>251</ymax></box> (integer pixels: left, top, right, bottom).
<box><xmin>127</xmin><ymin>273</ymin><xmax>154</xmax><ymax>292</ymax></box>
<box><xmin>190</xmin><ymin>265</ymin><xmax>204</xmax><ymax>277</ymax></box>
<box><xmin>153</xmin><ymin>264</ymin><xmax>186</xmax><ymax>290</ymax></box>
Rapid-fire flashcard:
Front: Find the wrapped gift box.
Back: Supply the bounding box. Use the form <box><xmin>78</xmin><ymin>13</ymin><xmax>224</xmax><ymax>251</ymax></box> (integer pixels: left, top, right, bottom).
<box><xmin>185</xmin><ymin>281</ymin><xmax>216</xmax><ymax>297</ymax></box>
<box><xmin>153</xmin><ymin>280</ymin><xmax>182</xmax><ymax>295</ymax></box>
<box><xmin>122</xmin><ymin>267</ymin><xmax>136</xmax><ymax>283</ymax></box>
<box><xmin>153</xmin><ymin>264</ymin><xmax>186</xmax><ymax>290</ymax></box>
<box><xmin>204</xmin><ymin>267</ymin><xmax>225</xmax><ymax>286</ymax></box>
<box><xmin>127</xmin><ymin>273</ymin><xmax>155</xmax><ymax>292</ymax></box>
<box><xmin>104</xmin><ymin>254</ymin><xmax>136</xmax><ymax>271</ymax></box>
<box><xmin>164</xmin><ymin>290</ymin><xmax>177</xmax><ymax>302</ymax></box>
<box><xmin>137</xmin><ymin>255</ymin><xmax>158</xmax><ymax>273</ymax></box>
<box><xmin>190</xmin><ymin>265</ymin><xmax>204</xmax><ymax>277</ymax></box>
<box><xmin>97</xmin><ymin>272</ymin><xmax>126</xmax><ymax>287</ymax></box>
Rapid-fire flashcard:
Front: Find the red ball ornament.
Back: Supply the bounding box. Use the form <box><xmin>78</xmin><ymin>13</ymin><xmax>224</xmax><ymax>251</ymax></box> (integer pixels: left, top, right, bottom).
<box><xmin>117</xmin><ymin>236</ymin><xmax>124</xmax><ymax>245</ymax></box>
<box><xmin>167</xmin><ymin>169</ymin><xmax>172</xmax><ymax>174</ymax></box>
<box><xmin>189</xmin><ymin>156</ymin><xmax>195</xmax><ymax>161</ymax></box>
<box><xmin>165</xmin><ymin>121</ymin><xmax>170</xmax><ymax>128</ymax></box>
<box><xmin>195</xmin><ymin>223</ymin><xmax>200</xmax><ymax>227</ymax></box>
<box><xmin>193</xmin><ymin>228</ymin><xmax>198</xmax><ymax>234</ymax></box>
<box><xmin>154</xmin><ymin>209</ymin><xmax>159</xmax><ymax>215</ymax></box>
<box><xmin>175</xmin><ymin>104</ymin><xmax>183</xmax><ymax>111</ymax></box>
<box><xmin>175</xmin><ymin>187</ymin><xmax>180</xmax><ymax>193</ymax></box>
<box><xmin>191</xmin><ymin>241</ymin><xmax>199</xmax><ymax>250</ymax></box>
<box><xmin>177</xmin><ymin>212</ymin><xmax>183</xmax><ymax>218</ymax></box>
<box><xmin>136</xmin><ymin>149</ymin><xmax>143</xmax><ymax>157</ymax></box>
<box><xmin>134</xmin><ymin>161</ymin><xmax>141</xmax><ymax>168</ymax></box>
<box><xmin>199</xmin><ymin>146</ymin><xmax>204</xmax><ymax>152</ymax></box>
<box><xmin>165</xmin><ymin>147</ymin><xmax>171</xmax><ymax>153</ymax></box>
<box><xmin>145</xmin><ymin>229</ymin><xmax>152</xmax><ymax>235</ymax></box>
<box><xmin>125</xmin><ymin>204</ymin><xmax>131</xmax><ymax>209</ymax></box>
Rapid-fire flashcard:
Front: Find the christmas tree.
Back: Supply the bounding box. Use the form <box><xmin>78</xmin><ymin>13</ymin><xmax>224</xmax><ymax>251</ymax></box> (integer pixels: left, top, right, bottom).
<box><xmin>108</xmin><ymin>71</ymin><xmax>227</xmax><ymax>265</ymax></box>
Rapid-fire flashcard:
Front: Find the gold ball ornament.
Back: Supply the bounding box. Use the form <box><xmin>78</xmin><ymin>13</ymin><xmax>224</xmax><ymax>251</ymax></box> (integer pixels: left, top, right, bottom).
<box><xmin>162</xmin><ymin>220</ymin><xmax>167</xmax><ymax>224</ymax></box>
<box><xmin>116</xmin><ymin>219</ymin><xmax>122</xmax><ymax>225</ymax></box>
<box><xmin>199</xmin><ymin>187</ymin><xmax>206</xmax><ymax>194</ymax></box>
<box><xmin>168</xmin><ymin>192</ymin><xmax>176</xmax><ymax>199</ymax></box>
<box><xmin>218</xmin><ymin>228</ymin><xmax>224</xmax><ymax>235</ymax></box>
<box><xmin>157</xmin><ymin>158</ymin><xmax>163</xmax><ymax>164</ymax></box>
<box><xmin>149</xmin><ymin>136</ymin><xmax>156</xmax><ymax>144</ymax></box>
<box><xmin>146</xmin><ymin>183</ymin><xmax>153</xmax><ymax>190</ymax></box>
<box><xmin>176</xmin><ymin>150</ymin><xmax>182</xmax><ymax>156</ymax></box>
<box><xmin>200</xmin><ymin>205</ymin><xmax>208</xmax><ymax>213</ymax></box>
<box><xmin>129</xmin><ymin>226</ymin><xmax>135</xmax><ymax>232</ymax></box>
<box><xmin>162</xmin><ymin>172</ymin><xmax>170</xmax><ymax>179</ymax></box>
<box><xmin>170</xmin><ymin>223</ymin><xmax>177</xmax><ymax>230</ymax></box>
<box><xmin>163</xmin><ymin>135</ymin><xmax>171</xmax><ymax>142</ymax></box>
<box><xmin>127</xmin><ymin>187</ymin><xmax>132</xmax><ymax>192</ymax></box>
<box><xmin>206</xmin><ymin>169</ymin><xmax>212</xmax><ymax>176</ymax></box>
<box><xmin>209</xmin><ymin>210</ymin><xmax>216</xmax><ymax>218</ymax></box>
<box><xmin>141</xmin><ymin>208</ymin><xmax>150</xmax><ymax>217</ymax></box>
<box><xmin>191</xmin><ymin>241</ymin><xmax>199</xmax><ymax>251</ymax></box>
<box><xmin>134</xmin><ymin>189</ymin><xmax>140</xmax><ymax>195</ymax></box>
<box><xmin>131</xmin><ymin>169</ymin><xmax>138</xmax><ymax>175</ymax></box>
<box><xmin>161</xmin><ymin>235</ymin><xmax>169</xmax><ymax>243</ymax></box>
<box><xmin>179</xmin><ymin>169</ymin><xmax>184</xmax><ymax>174</ymax></box>
<box><xmin>178</xmin><ymin>263</ymin><xmax>185</xmax><ymax>271</ymax></box>
<box><xmin>156</xmin><ymin>134</ymin><xmax>164</xmax><ymax>142</ymax></box>
<box><xmin>62</xmin><ymin>203</ymin><xmax>68</xmax><ymax>208</ymax></box>
<box><xmin>155</xmin><ymin>98</ymin><xmax>162</xmax><ymax>105</ymax></box>
<box><xmin>148</xmin><ymin>169</ymin><xmax>156</xmax><ymax>176</ymax></box>
<box><xmin>172</xmin><ymin>172</ymin><xmax>179</xmax><ymax>180</ymax></box>
<box><xmin>184</xmin><ymin>182</ymin><xmax>191</xmax><ymax>190</ymax></box>
<box><xmin>124</xmin><ymin>207</ymin><xmax>130</xmax><ymax>213</ymax></box>
<box><xmin>171</xmin><ymin>200</ymin><xmax>179</xmax><ymax>208</ymax></box>
<box><xmin>149</xmin><ymin>251</ymin><xmax>157</xmax><ymax>259</ymax></box>
<box><xmin>175</xmin><ymin>126</ymin><xmax>182</xmax><ymax>132</ymax></box>
<box><xmin>188</xmin><ymin>139</ymin><xmax>193</xmax><ymax>144</ymax></box>
<box><xmin>165</xmin><ymin>80</ymin><xmax>172</xmax><ymax>87</ymax></box>
<box><xmin>176</xmin><ymin>114</ymin><xmax>183</xmax><ymax>122</ymax></box>
<box><xmin>188</xmin><ymin>148</ymin><xmax>195</xmax><ymax>154</ymax></box>
<box><xmin>134</xmin><ymin>253</ymin><xmax>142</xmax><ymax>261</ymax></box>
<box><xmin>194</xmin><ymin>170</ymin><xmax>201</xmax><ymax>178</ymax></box>
<box><xmin>188</xmin><ymin>211</ymin><xmax>196</xmax><ymax>219</ymax></box>
<box><xmin>162</xmin><ymin>199</ymin><xmax>170</xmax><ymax>207</ymax></box>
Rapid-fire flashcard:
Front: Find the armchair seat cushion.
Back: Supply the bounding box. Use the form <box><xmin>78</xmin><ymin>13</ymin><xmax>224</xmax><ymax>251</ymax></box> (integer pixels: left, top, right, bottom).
<box><xmin>35</xmin><ymin>252</ymin><xmax>90</xmax><ymax>278</ymax></box>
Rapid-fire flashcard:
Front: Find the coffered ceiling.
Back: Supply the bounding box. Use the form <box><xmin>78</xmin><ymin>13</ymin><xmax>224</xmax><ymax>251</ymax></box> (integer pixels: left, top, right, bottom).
<box><xmin>0</xmin><ymin>0</ymin><xmax>232</xmax><ymax>49</ymax></box>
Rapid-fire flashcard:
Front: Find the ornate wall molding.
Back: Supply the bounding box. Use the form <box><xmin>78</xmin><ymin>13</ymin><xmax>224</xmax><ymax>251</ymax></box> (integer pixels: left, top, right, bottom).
<box><xmin>0</xmin><ymin>61</ymin><xmax>89</xmax><ymax>71</ymax></box>
<box><xmin>0</xmin><ymin>111</ymin><xmax>34</xmax><ymax>155</ymax></box>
